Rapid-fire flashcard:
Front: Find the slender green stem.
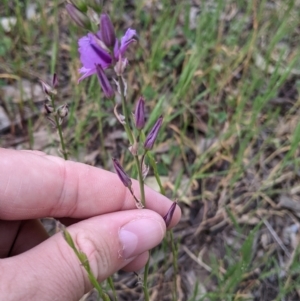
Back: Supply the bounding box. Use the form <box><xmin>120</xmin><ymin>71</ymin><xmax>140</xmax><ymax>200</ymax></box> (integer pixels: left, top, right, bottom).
<box><xmin>97</xmin><ymin>99</ymin><xmax>108</xmax><ymax>168</ymax></box>
<box><xmin>143</xmin><ymin>252</ymin><xmax>150</xmax><ymax>301</ymax></box>
<box><xmin>134</xmin><ymin>155</ymin><xmax>146</xmax><ymax>206</ymax></box>
<box><xmin>116</xmin><ymin>73</ymin><xmax>148</xmax><ymax>299</ymax></box>
<box><xmin>139</xmin><ymin>133</ymin><xmax>177</xmax><ymax>299</ymax></box>
<box><xmin>140</xmin><ymin>130</ymin><xmax>166</xmax><ymax>195</ymax></box>
<box><xmin>136</xmin><ymin>132</ymin><xmax>146</xmax><ymax>205</ymax></box>
<box><xmin>117</xmin><ymin>75</ymin><xmax>134</xmax><ymax>144</ymax></box>
<box><xmin>51</xmin><ymin>0</ymin><xmax>59</xmax><ymax>74</ymax></box>
<box><xmin>168</xmin><ymin>230</ymin><xmax>178</xmax><ymax>300</ymax></box>
<box><xmin>50</xmin><ymin>95</ymin><xmax>68</xmax><ymax>160</ymax></box>
<box><xmin>149</xmin><ymin>152</ymin><xmax>166</xmax><ymax>194</ymax></box>
<box><xmin>86</xmin><ymin>271</ymin><xmax>106</xmax><ymax>300</ymax></box>
<box><xmin>63</xmin><ymin>229</ymin><xmax>107</xmax><ymax>300</ymax></box>
<box><xmin>116</xmin><ymin>76</ymin><xmax>146</xmax><ymax>205</ymax></box>
<box><xmin>107</xmin><ymin>276</ymin><xmax>117</xmax><ymax>301</ymax></box>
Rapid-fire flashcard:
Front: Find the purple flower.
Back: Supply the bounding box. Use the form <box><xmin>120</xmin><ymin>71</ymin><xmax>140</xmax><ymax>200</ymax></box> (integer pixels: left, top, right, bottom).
<box><xmin>134</xmin><ymin>96</ymin><xmax>145</xmax><ymax>130</ymax></box>
<box><xmin>144</xmin><ymin>116</ymin><xmax>163</xmax><ymax>150</ymax></box>
<box><xmin>78</xmin><ymin>14</ymin><xmax>137</xmax><ymax>82</ymax></box>
<box><xmin>112</xmin><ymin>158</ymin><xmax>132</xmax><ymax>188</ymax></box>
<box><xmin>163</xmin><ymin>202</ymin><xmax>177</xmax><ymax>228</ymax></box>
<box><xmin>95</xmin><ymin>64</ymin><xmax>114</xmax><ymax>98</ymax></box>
<box><xmin>98</xmin><ymin>14</ymin><xmax>116</xmax><ymax>49</ymax></box>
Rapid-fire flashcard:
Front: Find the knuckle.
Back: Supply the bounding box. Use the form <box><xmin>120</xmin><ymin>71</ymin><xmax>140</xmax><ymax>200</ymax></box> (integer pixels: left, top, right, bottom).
<box><xmin>74</xmin><ymin>228</ymin><xmax>112</xmax><ymax>278</ymax></box>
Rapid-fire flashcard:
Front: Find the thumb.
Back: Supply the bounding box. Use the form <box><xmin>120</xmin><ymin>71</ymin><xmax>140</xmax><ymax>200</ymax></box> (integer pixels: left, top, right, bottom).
<box><xmin>0</xmin><ymin>209</ymin><xmax>165</xmax><ymax>301</ymax></box>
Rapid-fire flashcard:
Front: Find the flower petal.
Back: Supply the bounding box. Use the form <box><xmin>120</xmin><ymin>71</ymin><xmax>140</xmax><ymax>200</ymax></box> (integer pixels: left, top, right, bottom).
<box><xmin>78</xmin><ymin>33</ymin><xmax>112</xmax><ymax>70</ymax></box>
<box><xmin>112</xmin><ymin>158</ymin><xmax>132</xmax><ymax>188</ymax></box>
<box><xmin>116</xmin><ymin>28</ymin><xmax>137</xmax><ymax>57</ymax></box>
<box><xmin>95</xmin><ymin>64</ymin><xmax>115</xmax><ymax>98</ymax></box>
<box><xmin>99</xmin><ymin>14</ymin><xmax>116</xmax><ymax>48</ymax></box>
<box><xmin>134</xmin><ymin>96</ymin><xmax>145</xmax><ymax>130</ymax></box>
<box><xmin>78</xmin><ymin>67</ymin><xmax>97</xmax><ymax>82</ymax></box>
<box><xmin>144</xmin><ymin>116</ymin><xmax>163</xmax><ymax>150</ymax></box>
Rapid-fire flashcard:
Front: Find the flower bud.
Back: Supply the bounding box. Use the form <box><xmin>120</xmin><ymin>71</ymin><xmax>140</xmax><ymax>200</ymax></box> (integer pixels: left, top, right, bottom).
<box><xmin>134</xmin><ymin>96</ymin><xmax>145</xmax><ymax>130</ymax></box>
<box><xmin>40</xmin><ymin>80</ymin><xmax>52</xmax><ymax>95</ymax></box>
<box><xmin>52</xmin><ymin>73</ymin><xmax>58</xmax><ymax>88</ymax></box>
<box><xmin>112</xmin><ymin>158</ymin><xmax>132</xmax><ymax>188</ymax></box>
<box><xmin>66</xmin><ymin>4</ymin><xmax>91</xmax><ymax>29</ymax></box>
<box><xmin>99</xmin><ymin>14</ymin><xmax>116</xmax><ymax>48</ymax></box>
<box><xmin>57</xmin><ymin>104</ymin><xmax>69</xmax><ymax>118</ymax></box>
<box><xmin>40</xmin><ymin>79</ymin><xmax>56</xmax><ymax>96</ymax></box>
<box><xmin>163</xmin><ymin>202</ymin><xmax>177</xmax><ymax>227</ymax></box>
<box><xmin>44</xmin><ymin>103</ymin><xmax>54</xmax><ymax>114</ymax></box>
<box><xmin>144</xmin><ymin>116</ymin><xmax>163</xmax><ymax>150</ymax></box>
<box><xmin>95</xmin><ymin>64</ymin><xmax>114</xmax><ymax>99</ymax></box>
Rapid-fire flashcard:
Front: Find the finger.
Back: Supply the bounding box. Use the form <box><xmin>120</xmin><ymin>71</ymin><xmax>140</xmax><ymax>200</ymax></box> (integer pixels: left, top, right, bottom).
<box><xmin>0</xmin><ymin>148</ymin><xmax>181</xmax><ymax>227</ymax></box>
<box><xmin>20</xmin><ymin>150</ymin><xmax>47</xmax><ymax>156</ymax></box>
<box><xmin>0</xmin><ymin>209</ymin><xmax>165</xmax><ymax>301</ymax></box>
<box><xmin>0</xmin><ymin>219</ymin><xmax>49</xmax><ymax>257</ymax></box>
<box><xmin>9</xmin><ymin>220</ymin><xmax>49</xmax><ymax>256</ymax></box>
<box><xmin>121</xmin><ymin>251</ymin><xmax>149</xmax><ymax>272</ymax></box>
<box><xmin>0</xmin><ymin>220</ymin><xmax>21</xmax><ymax>258</ymax></box>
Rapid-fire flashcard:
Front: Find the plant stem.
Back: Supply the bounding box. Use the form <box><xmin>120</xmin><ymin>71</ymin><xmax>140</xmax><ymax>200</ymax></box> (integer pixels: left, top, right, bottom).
<box><xmin>97</xmin><ymin>99</ymin><xmax>108</xmax><ymax>168</ymax></box>
<box><xmin>63</xmin><ymin>229</ymin><xmax>107</xmax><ymax>300</ymax></box>
<box><xmin>168</xmin><ymin>230</ymin><xmax>178</xmax><ymax>300</ymax></box>
<box><xmin>140</xmin><ymin>130</ymin><xmax>166</xmax><ymax>195</ymax></box>
<box><xmin>50</xmin><ymin>95</ymin><xmax>68</xmax><ymax>160</ymax></box>
<box><xmin>139</xmin><ymin>132</ymin><xmax>177</xmax><ymax>299</ymax></box>
<box><xmin>107</xmin><ymin>276</ymin><xmax>117</xmax><ymax>301</ymax></box>
<box><xmin>116</xmin><ymin>75</ymin><xmax>148</xmax><ymax>298</ymax></box>
<box><xmin>117</xmin><ymin>76</ymin><xmax>134</xmax><ymax>144</ymax></box>
<box><xmin>143</xmin><ymin>253</ymin><xmax>150</xmax><ymax>301</ymax></box>
<box><xmin>147</xmin><ymin>151</ymin><xmax>166</xmax><ymax>195</ymax></box>
<box><xmin>134</xmin><ymin>155</ymin><xmax>146</xmax><ymax>206</ymax></box>
<box><xmin>86</xmin><ymin>271</ymin><xmax>106</xmax><ymax>300</ymax></box>
<box><xmin>117</xmin><ymin>76</ymin><xmax>146</xmax><ymax>205</ymax></box>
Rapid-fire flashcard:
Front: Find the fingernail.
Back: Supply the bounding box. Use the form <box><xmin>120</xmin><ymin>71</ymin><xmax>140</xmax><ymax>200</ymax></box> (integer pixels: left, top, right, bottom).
<box><xmin>119</xmin><ymin>218</ymin><xmax>165</xmax><ymax>259</ymax></box>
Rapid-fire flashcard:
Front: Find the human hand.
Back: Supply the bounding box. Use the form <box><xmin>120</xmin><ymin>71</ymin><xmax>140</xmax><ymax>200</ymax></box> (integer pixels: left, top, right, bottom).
<box><xmin>0</xmin><ymin>148</ymin><xmax>181</xmax><ymax>300</ymax></box>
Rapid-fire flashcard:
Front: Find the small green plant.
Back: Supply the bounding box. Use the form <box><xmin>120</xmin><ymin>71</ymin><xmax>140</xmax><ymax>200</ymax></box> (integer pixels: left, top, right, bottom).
<box><xmin>60</xmin><ymin>2</ymin><xmax>178</xmax><ymax>300</ymax></box>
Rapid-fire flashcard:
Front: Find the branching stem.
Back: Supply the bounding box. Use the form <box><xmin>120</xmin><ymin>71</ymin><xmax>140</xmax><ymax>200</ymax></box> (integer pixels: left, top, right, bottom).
<box><xmin>117</xmin><ymin>75</ymin><xmax>146</xmax><ymax>206</ymax></box>
<box><xmin>50</xmin><ymin>95</ymin><xmax>68</xmax><ymax>160</ymax></box>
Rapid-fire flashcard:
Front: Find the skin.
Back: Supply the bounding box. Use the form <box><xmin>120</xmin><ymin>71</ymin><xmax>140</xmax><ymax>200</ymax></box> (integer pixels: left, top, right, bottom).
<box><xmin>0</xmin><ymin>148</ymin><xmax>181</xmax><ymax>300</ymax></box>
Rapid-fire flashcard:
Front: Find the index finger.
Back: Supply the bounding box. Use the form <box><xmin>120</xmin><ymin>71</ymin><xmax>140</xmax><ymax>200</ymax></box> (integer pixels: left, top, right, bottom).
<box><xmin>0</xmin><ymin>148</ymin><xmax>181</xmax><ymax>226</ymax></box>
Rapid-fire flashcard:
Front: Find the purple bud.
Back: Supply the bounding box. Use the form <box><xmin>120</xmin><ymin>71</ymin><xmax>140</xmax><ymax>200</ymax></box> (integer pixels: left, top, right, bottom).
<box><xmin>52</xmin><ymin>73</ymin><xmax>58</xmax><ymax>88</ymax></box>
<box><xmin>144</xmin><ymin>116</ymin><xmax>163</xmax><ymax>150</ymax></box>
<box><xmin>65</xmin><ymin>4</ymin><xmax>91</xmax><ymax>29</ymax></box>
<box><xmin>99</xmin><ymin>14</ymin><xmax>116</xmax><ymax>49</ymax></box>
<box><xmin>40</xmin><ymin>79</ymin><xmax>57</xmax><ymax>96</ymax></box>
<box><xmin>40</xmin><ymin>80</ymin><xmax>52</xmax><ymax>95</ymax></box>
<box><xmin>163</xmin><ymin>202</ymin><xmax>177</xmax><ymax>228</ymax></box>
<box><xmin>134</xmin><ymin>96</ymin><xmax>145</xmax><ymax>130</ymax></box>
<box><xmin>112</xmin><ymin>158</ymin><xmax>132</xmax><ymax>188</ymax></box>
<box><xmin>44</xmin><ymin>103</ymin><xmax>54</xmax><ymax>114</ymax></box>
<box><xmin>95</xmin><ymin>64</ymin><xmax>115</xmax><ymax>99</ymax></box>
